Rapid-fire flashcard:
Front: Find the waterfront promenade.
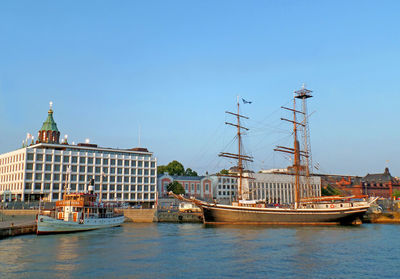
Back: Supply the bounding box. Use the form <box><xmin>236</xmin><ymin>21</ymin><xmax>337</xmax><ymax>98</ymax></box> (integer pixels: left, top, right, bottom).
<box><xmin>0</xmin><ymin>210</ymin><xmax>36</xmax><ymax>238</ymax></box>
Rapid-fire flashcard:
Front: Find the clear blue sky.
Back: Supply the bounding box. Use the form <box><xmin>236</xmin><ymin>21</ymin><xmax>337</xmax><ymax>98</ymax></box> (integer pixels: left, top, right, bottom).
<box><xmin>1</xmin><ymin>0</ymin><xmax>399</xmax><ymax>176</ymax></box>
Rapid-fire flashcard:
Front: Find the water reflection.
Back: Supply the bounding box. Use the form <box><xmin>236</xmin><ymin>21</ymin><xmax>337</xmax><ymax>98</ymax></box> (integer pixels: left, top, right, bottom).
<box><xmin>1</xmin><ymin>224</ymin><xmax>400</xmax><ymax>278</ymax></box>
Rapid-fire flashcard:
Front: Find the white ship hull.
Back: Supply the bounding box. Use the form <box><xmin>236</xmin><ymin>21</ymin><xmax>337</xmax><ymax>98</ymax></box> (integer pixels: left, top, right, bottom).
<box><xmin>37</xmin><ymin>215</ymin><xmax>125</xmax><ymax>235</ymax></box>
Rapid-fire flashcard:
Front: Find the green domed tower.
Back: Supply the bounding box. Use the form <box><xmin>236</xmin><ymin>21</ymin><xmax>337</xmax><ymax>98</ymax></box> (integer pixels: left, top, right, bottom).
<box><xmin>38</xmin><ymin>102</ymin><xmax>60</xmax><ymax>144</ymax></box>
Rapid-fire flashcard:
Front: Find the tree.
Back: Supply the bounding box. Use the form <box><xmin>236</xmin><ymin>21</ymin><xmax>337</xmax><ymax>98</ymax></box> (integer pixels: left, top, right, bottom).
<box><xmin>219</xmin><ymin>169</ymin><xmax>229</xmax><ymax>175</ymax></box>
<box><xmin>167</xmin><ymin>181</ymin><xmax>185</xmax><ymax>195</ymax></box>
<box><xmin>393</xmin><ymin>190</ymin><xmax>400</xmax><ymax>198</ymax></box>
<box><xmin>184</xmin><ymin>168</ymin><xmax>198</xmax><ymax>176</ymax></box>
<box><xmin>157</xmin><ymin>165</ymin><xmax>168</xmax><ymax>175</ymax></box>
<box><xmin>158</xmin><ymin>160</ymin><xmax>198</xmax><ymax>176</ymax></box>
<box><xmin>321</xmin><ymin>185</ymin><xmax>342</xmax><ymax>196</ymax></box>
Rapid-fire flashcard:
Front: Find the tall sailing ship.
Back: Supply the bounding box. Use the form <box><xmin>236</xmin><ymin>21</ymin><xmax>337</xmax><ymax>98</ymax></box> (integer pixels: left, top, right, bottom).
<box><xmin>171</xmin><ymin>86</ymin><xmax>377</xmax><ymax>225</ymax></box>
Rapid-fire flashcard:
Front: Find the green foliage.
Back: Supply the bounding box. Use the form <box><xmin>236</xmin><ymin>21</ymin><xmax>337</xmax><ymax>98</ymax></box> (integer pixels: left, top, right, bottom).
<box><xmin>321</xmin><ymin>185</ymin><xmax>342</xmax><ymax>196</ymax></box>
<box><xmin>157</xmin><ymin>165</ymin><xmax>168</xmax><ymax>175</ymax></box>
<box><xmin>219</xmin><ymin>169</ymin><xmax>229</xmax><ymax>175</ymax></box>
<box><xmin>167</xmin><ymin>181</ymin><xmax>185</xmax><ymax>195</ymax></box>
<box><xmin>158</xmin><ymin>160</ymin><xmax>198</xmax><ymax>176</ymax></box>
<box><xmin>184</xmin><ymin>168</ymin><xmax>198</xmax><ymax>176</ymax></box>
<box><xmin>393</xmin><ymin>190</ymin><xmax>400</xmax><ymax>198</ymax></box>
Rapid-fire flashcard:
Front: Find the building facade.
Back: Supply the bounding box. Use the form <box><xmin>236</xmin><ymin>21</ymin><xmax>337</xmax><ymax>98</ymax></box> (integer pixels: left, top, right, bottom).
<box><xmin>318</xmin><ymin>168</ymin><xmax>400</xmax><ymax>199</ymax></box>
<box><xmin>209</xmin><ymin>175</ymin><xmax>238</xmax><ymax>204</ymax></box>
<box><xmin>244</xmin><ymin>173</ymin><xmax>321</xmax><ymax>204</ymax></box>
<box><xmin>0</xmin><ymin>105</ymin><xmax>157</xmax><ymax>206</ymax></box>
<box><xmin>158</xmin><ymin>173</ymin><xmax>212</xmax><ymax>200</ymax></box>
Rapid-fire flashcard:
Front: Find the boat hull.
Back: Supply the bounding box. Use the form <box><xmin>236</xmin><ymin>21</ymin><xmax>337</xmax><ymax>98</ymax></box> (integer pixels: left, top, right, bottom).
<box><xmin>201</xmin><ymin>204</ymin><xmax>368</xmax><ymax>225</ymax></box>
<box><xmin>37</xmin><ymin>215</ymin><xmax>125</xmax><ymax>235</ymax></box>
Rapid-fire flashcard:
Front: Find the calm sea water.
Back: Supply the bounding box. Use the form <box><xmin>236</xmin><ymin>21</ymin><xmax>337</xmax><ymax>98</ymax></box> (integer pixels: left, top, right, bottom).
<box><xmin>0</xmin><ymin>223</ymin><xmax>399</xmax><ymax>279</ymax></box>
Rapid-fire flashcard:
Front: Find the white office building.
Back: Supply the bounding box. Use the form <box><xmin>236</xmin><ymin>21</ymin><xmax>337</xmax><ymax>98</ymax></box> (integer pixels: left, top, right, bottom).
<box><xmin>0</xmin><ymin>104</ymin><xmax>157</xmax><ymax>205</ymax></box>
<box><xmin>243</xmin><ymin>173</ymin><xmax>321</xmax><ymax>204</ymax></box>
<box><xmin>209</xmin><ymin>175</ymin><xmax>238</xmax><ymax>204</ymax></box>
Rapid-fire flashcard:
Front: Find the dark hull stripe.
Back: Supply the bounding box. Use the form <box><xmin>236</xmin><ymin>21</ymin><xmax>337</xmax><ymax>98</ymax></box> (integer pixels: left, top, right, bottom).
<box><xmin>200</xmin><ymin>205</ymin><xmax>368</xmax><ymax>225</ymax></box>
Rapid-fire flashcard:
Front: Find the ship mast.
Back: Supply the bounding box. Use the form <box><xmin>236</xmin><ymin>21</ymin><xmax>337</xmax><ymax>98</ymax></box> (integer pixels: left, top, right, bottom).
<box><xmin>294</xmin><ymin>85</ymin><xmax>313</xmax><ymax>197</ymax></box>
<box><xmin>275</xmin><ymin>86</ymin><xmax>312</xmax><ymax>208</ymax></box>
<box><xmin>219</xmin><ymin>97</ymin><xmax>253</xmax><ymax>202</ymax></box>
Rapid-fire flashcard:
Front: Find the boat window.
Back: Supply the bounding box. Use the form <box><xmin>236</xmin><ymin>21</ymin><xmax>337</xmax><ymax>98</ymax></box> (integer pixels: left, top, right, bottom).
<box><xmin>326</xmin><ymin>205</ymin><xmax>328</xmax><ymax>208</ymax></box>
<box><xmin>340</xmin><ymin>204</ymin><xmax>343</xmax><ymax>207</ymax></box>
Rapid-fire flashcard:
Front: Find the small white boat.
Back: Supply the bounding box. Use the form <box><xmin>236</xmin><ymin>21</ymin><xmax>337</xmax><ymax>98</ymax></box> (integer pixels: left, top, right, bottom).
<box><xmin>37</xmin><ymin>192</ymin><xmax>124</xmax><ymax>235</ymax></box>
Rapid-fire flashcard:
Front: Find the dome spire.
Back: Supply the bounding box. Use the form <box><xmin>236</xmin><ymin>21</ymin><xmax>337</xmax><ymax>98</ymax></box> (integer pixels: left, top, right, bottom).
<box><xmin>38</xmin><ymin>101</ymin><xmax>60</xmax><ymax>144</ymax></box>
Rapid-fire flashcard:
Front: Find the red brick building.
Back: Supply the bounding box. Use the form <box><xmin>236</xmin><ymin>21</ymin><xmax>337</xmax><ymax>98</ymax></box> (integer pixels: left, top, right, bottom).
<box><xmin>158</xmin><ymin>173</ymin><xmax>212</xmax><ymax>200</ymax></box>
<box><xmin>318</xmin><ymin>168</ymin><xmax>400</xmax><ymax>199</ymax></box>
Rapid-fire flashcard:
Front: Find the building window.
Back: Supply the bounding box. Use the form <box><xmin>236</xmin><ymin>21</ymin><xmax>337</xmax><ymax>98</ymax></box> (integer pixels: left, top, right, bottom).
<box><xmin>27</xmin><ymin>154</ymin><xmax>34</xmax><ymax>160</ymax></box>
<box><xmin>72</xmin><ymin>156</ymin><xmax>78</xmax><ymax>163</ymax></box>
<box><xmin>46</xmin><ymin>155</ymin><xmax>52</xmax><ymax>162</ymax></box>
<box><xmin>103</xmin><ymin>159</ymin><xmax>109</xmax><ymax>165</ymax></box>
<box><xmin>36</xmin><ymin>154</ymin><xmax>43</xmax><ymax>161</ymax></box>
